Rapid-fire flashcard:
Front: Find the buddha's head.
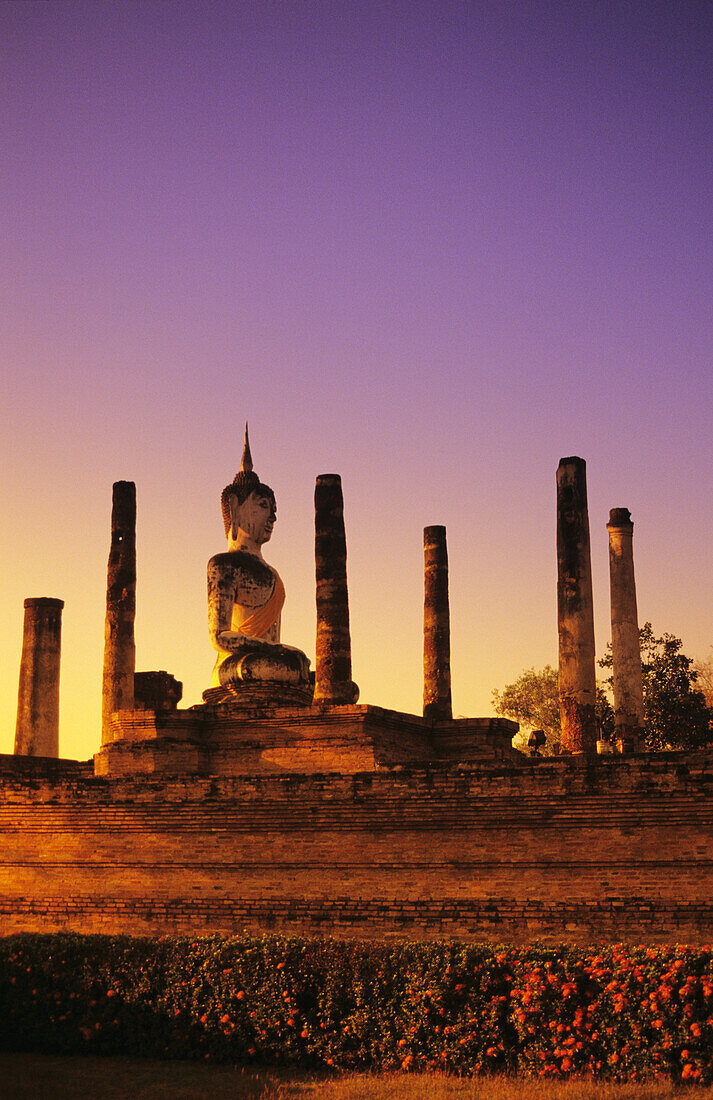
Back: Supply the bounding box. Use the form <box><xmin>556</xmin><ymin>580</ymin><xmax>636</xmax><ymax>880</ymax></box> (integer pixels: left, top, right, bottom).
<box><xmin>221</xmin><ymin>427</ymin><xmax>277</xmax><ymax>548</ymax></box>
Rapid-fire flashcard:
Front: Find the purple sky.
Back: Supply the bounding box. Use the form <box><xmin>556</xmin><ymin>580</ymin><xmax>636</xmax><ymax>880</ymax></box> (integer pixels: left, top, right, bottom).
<box><xmin>2</xmin><ymin>0</ymin><xmax>712</xmax><ymax>758</ymax></box>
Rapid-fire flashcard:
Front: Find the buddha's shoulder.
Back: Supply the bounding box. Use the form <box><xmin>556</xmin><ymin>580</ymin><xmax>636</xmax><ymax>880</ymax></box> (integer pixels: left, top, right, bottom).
<box><xmin>208</xmin><ymin>550</ymin><xmax>274</xmax><ymax>584</ymax></box>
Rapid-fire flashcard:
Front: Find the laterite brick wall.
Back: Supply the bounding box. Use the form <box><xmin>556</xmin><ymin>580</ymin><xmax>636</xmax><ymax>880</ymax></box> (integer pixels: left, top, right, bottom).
<box><xmin>1</xmin><ymin>752</ymin><xmax>713</xmax><ymax>944</ymax></box>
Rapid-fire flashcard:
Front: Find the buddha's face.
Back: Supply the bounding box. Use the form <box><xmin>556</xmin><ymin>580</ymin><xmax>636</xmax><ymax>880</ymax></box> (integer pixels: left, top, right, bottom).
<box><xmin>231</xmin><ymin>490</ymin><xmax>276</xmax><ymax>546</ymax></box>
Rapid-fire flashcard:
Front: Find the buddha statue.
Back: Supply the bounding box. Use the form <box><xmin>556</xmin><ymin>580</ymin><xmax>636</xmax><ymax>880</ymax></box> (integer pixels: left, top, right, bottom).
<box><xmin>207</xmin><ymin>429</ymin><xmax>311</xmax><ymax>695</ymax></box>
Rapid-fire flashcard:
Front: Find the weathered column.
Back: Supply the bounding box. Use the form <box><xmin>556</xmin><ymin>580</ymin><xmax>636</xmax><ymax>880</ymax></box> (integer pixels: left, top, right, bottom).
<box><xmin>14</xmin><ymin>598</ymin><xmax>64</xmax><ymax>757</ymax></box>
<box><xmin>314</xmin><ymin>474</ymin><xmax>359</xmax><ymax>705</ymax></box>
<box><xmin>102</xmin><ymin>481</ymin><xmax>136</xmax><ymax>744</ymax></box>
<box><xmin>556</xmin><ymin>457</ymin><xmax>597</xmax><ymax>754</ymax></box>
<box><xmin>423</xmin><ymin>525</ymin><xmax>452</xmax><ymax>720</ymax></box>
<box><xmin>607</xmin><ymin>508</ymin><xmax>644</xmax><ymax>751</ymax></box>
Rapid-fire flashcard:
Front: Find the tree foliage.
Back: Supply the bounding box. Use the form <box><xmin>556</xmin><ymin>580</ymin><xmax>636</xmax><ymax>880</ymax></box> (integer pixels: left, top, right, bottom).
<box><xmin>693</xmin><ymin>650</ymin><xmax>713</xmax><ymax>710</ymax></box>
<box><xmin>600</xmin><ymin>623</ymin><xmax>712</xmax><ymax>751</ymax></box>
<box><xmin>492</xmin><ymin>665</ymin><xmax>561</xmax><ymax>743</ymax></box>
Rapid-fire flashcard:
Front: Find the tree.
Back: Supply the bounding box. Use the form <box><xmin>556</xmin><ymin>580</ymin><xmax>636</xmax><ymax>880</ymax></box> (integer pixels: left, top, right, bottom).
<box><xmin>492</xmin><ymin>665</ymin><xmax>614</xmax><ymax>754</ymax></box>
<box><xmin>694</xmin><ymin>651</ymin><xmax>713</xmax><ymax>710</ymax></box>
<box><xmin>599</xmin><ymin>623</ymin><xmax>712</xmax><ymax>751</ymax></box>
<box><xmin>492</xmin><ymin>665</ymin><xmax>560</xmax><ymax>745</ymax></box>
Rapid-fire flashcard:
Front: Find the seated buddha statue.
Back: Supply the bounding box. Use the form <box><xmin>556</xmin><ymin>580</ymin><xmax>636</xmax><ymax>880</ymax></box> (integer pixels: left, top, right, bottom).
<box><xmin>207</xmin><ymin>429</ymin><xmax>311</xmax><ymax>692</ymax></box>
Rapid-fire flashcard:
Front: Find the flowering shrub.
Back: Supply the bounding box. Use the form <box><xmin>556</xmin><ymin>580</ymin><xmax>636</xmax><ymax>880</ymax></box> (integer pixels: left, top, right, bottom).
<box><xmin>508</xmin><ymin>943</ymin><xmax>713</xmax><ymax>1083</ymax></box>
<box><xmin>0</xmin><ymin>935</ymin><xmax>712</xmax><ymax>1081</ymax></box>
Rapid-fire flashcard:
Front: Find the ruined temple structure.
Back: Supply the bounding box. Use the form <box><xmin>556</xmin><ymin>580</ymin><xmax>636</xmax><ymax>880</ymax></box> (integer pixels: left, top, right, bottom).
<box><xmin>95</xmin><ymin>432</ymin><xmax>514</xmax><ymax>778</ymax></box>
<box><xmin>3</xmin><ymin>441</ymin><xmax>713</xmax><ymax>945</ymax></box>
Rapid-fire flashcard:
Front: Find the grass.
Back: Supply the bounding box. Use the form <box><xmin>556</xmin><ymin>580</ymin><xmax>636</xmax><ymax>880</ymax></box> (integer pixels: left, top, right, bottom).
<box><xmin>1</xmin><ymin>1055</ymin><xmax>712</xmax><ymax>1100</ymax></box>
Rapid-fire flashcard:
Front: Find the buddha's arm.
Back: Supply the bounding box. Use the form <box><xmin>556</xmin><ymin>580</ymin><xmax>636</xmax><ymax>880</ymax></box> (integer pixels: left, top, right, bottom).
<box><xmin>207</xmin><ymin>557</ymin><xmax>244</xmax><ymax>654</ymax></box>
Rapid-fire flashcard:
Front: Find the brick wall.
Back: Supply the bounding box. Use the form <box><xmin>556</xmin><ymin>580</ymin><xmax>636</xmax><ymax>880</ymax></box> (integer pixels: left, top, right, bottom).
<box><xmin>2</xmin><ymin>751</ymin><xmax>713</xmax><ymax>943</ymax></box>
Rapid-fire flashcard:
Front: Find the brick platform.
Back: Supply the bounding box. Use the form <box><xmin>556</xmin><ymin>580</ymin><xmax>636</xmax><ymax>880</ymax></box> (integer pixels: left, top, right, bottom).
<box><xmin>94</xmin><ymin>704</ymin><xmax>519</xmax><ymax>776</ymax></box>
<box><xmin>2</xmin><ymin>750</ymin><xmax>713</xmax><ymax>943</ymax></box>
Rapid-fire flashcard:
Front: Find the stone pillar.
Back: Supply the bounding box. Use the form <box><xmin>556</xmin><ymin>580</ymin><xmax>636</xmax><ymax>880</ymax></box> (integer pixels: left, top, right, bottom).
<box><xmin>607</xmin><ymin>508</ymin><xmax>644</xmax><ymax>751</ymax></box>
<box><xmin>102</xmin><ymin>481</ymin><xmax>136</xmax><ymax>744</ymax></box>
<box><xmin>556</xmin><ymin>457</ymin><xmax>597</xmax><ymax>754</ymax></box>
<box><xmin>314</xmin><ymin>474</ymin><xmax>359</xmax><ymax>705</ymax></box>
<box><xmin>423</xmin><ymin>525</ymin><xmax>452</xmax><ymax>720</ymax></box>
<box><xmin>14</xmin><ymin>597</ymin><xmax>64</xmax><ymax>757</ymax></box>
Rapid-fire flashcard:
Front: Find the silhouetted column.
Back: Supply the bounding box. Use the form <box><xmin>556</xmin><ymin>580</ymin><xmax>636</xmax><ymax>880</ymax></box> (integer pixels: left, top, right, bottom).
<box><xmin>556</xmin><ymin>457</ymin><xmax>597</xmax><ymax>754</ymax></box>
<box><xmin>14</xmin><ymin>597</ymin><xmax>64</xmax><ymax>757</ymax></box>
<box><xmin>102</xmin><ymin>481</ymin><xmax>136</xmax><ymax>744</ymax></box>
<box><xmin>607</xmin><ymin>508</ymin><xmax>644</xmax><ymax>751</ymax></box>
<box><xmin>423</xmin><ymin>525</ymin><xmax>452</xmax><ymax>720</ymax></box>
<box><xmin>314</xmin><ymin>474</ymin><xmax>359</xmax><ymax>705</ymax></box>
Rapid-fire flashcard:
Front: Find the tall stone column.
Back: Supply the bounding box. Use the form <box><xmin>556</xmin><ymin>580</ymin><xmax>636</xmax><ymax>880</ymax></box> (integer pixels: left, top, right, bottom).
<box><xmin>556</xmin><ymin>457</ymin><xmax>597</xmax><ymax>754</ymax></box>
<box><xmin>423</xmin><ymin>525</ymin><xmax>452</xmax><ymax>720</ymax></box>
<box><xmin>314</xmin><ymin>474</ymin><xmax>359</xmax><ymax>705</ymax></box>
<box><xmin>14</xmin><ymin>597</ymin><xmax>64</xmax><ymax>757</ymax></box>
<box><xmin>607</xmin><ymin>508</ymin><xmax>644</xmax><ymax>751</ymax></box>
<box><xmin>102</xmin><ymin>481</ymin><xmax>136</xmax><ymax>744</ymax></box>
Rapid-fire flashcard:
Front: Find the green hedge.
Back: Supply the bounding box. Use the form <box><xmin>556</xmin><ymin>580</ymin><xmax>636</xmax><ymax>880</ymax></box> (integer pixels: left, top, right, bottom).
<box><xmin>1</xmin><ymin>934</ymin><xmax>712</xmax><ymax>1081</ymax></box>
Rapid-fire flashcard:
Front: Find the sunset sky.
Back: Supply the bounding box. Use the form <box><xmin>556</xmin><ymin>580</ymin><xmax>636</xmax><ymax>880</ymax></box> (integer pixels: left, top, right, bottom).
<box><xmin>2</xmin><ymin>0</ymin><xmax>711</xmax><ymax>760</ymax></box>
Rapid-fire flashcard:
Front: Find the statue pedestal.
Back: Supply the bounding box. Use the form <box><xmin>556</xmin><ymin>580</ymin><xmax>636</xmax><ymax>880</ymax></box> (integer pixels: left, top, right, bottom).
<box><xmin>202</xmin><ymin>683</ymin><xmax>314</xmax><ymax>710</ymax></box>
<box><xmin>94</xmin><ymin>704</ymin><xmax>520</xmax><ymax>778</ymax></box>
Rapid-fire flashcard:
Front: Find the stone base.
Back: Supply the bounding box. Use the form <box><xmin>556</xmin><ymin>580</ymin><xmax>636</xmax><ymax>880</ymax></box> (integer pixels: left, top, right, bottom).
<box><xmin>202</xmin><ymin>682</ymin><xmax>314</xmax><ymax>710</ymax></box>
<box><xmin>94</xmin><ymin>704</ymin><xmax>520</xmax><ymax>778</ymax></box>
